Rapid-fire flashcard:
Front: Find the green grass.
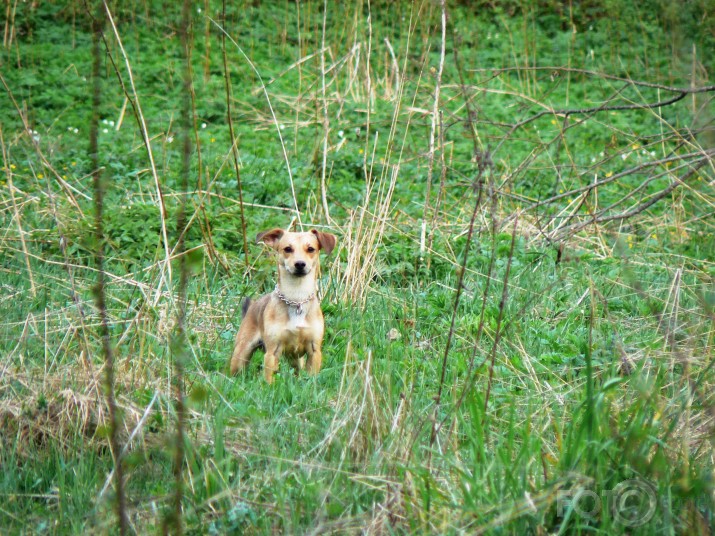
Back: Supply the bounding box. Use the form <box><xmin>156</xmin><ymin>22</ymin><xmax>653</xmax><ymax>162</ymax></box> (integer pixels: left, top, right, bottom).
<box><xmin>1</xmin><ymin>0</ymin><xmax>714</xmax><ymax>533</ymax></box>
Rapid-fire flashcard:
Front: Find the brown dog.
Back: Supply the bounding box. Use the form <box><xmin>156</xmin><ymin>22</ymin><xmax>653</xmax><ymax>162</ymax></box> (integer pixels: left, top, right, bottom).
<box><xmin>230</xmin><ymin>228</ymin><xmax>337</xmax><ymax>383</ymax></box>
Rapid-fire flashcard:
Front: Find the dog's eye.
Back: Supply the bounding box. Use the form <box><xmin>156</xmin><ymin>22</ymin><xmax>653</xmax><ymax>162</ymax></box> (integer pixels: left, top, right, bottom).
<box><xmin>306</xmin><ymin>246</ymin><xmax>315</xmax><ymax>253</ymax></box>
<box><xmin>284</xmin><ymin>246</ymin><xmax>293</xmax><ymax>253</ymax></box>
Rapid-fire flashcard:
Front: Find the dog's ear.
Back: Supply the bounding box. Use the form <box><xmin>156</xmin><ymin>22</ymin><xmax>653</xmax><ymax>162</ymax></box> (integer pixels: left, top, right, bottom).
<box><xmin>256</xmin><ymin>228</ymin><xmax>284</xmax><ymax>248</ymax></box>
<box><xmin>311</xmin><ymin>229</ymin><xmax>337</xmax><ymax>255</ymax></box>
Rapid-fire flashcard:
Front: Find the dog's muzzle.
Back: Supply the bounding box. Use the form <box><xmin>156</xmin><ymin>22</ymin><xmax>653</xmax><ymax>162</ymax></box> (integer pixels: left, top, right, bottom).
<box><xmin>291</xmin><ymin>261</ymin><xmax>309</xmax><ymax>276</ymax></box>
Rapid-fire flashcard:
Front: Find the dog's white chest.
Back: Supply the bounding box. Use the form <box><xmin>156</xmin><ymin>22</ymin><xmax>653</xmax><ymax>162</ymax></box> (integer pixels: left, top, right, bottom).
<box><xmin>287</xmin><ymin>307</ymin><xmax>310</xmax><ymax>329</ymax></box>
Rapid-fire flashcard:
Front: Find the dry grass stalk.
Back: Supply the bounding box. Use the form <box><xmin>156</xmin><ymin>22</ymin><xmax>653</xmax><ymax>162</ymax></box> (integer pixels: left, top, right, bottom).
<box><xmin>340</xmin><ymin>7</ymin><xmax>422</xmax><ymax>304</ymax></box>
<box><xmin>210</xmin><ymin>17</ymin><xmax>303</xmax><ymax>229</ymax></box>
<box><xmin>101</xmin><ymin>1</ymin><xmax>171</xmax><ymax>307</ymax></box>
<box><xmin>421</xmin><ymin>0</ymin><xmax>446</xmax><ymax>251</ymax></box>
<box><xmin>319</xmin><ymin>0</ymin><xmax>332</xmax><ymax>223</ymax></box>
<box><xmin>1</xmin><ymin>129</ymin><xmax>36</xmax><ymax>297</ymax></box>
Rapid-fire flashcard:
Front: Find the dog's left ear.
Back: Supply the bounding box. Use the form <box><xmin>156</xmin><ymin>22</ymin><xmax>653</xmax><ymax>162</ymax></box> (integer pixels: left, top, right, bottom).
<box><xmin>256</xmin><ymin>228</ymin><xmax>285</xmax><ymax>248</ymax></box>
<box><xmin>311</xmin><ymin>229</ymin><xmax>337</xmax><ymax>255</ymax></box>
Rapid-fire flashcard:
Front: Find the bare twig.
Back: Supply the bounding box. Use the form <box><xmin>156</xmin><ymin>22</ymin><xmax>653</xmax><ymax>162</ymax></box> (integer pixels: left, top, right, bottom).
<box><xmin>164</xmin><ymin>1</ymin><xmax>192</xmax><ymax>534</ymax></box>
<box><xmin>88</xmin><ymin>3</ymin><xmax>128</xmax><ymax>533</ymax></box>
<box><xmin>220</xmin><ymin>0</ymin><xmax>250</xmax><ymax>266</ymax></box>
<box><xmin>496</xmin><ymin>88</ymin><xmax>691</xmax><ymax>153</ymax></box>
<box><xmin>429</xmin><ymin>165</ymin><xmax>490</xmax><ymax>450</ymax></box>
<box><xmin>513</xmin><ymin>149</ymin><xmax>714</xmax><ymax>218</ymax></box>
<box><xmin>553</xmin><ymin>156</ymin><xmax>711</xmax><ymax>238</ymax></box>
<box><xmin>470</xmin><ymin>65</ymin><xmax>715</xmax><ymax>94</ymax></box>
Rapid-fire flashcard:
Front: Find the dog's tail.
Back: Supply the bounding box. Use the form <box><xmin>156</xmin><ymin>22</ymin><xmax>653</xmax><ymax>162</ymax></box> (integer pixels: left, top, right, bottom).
<box><xmin>241</xmin><ymin>298</ymin><xmax>252</xmax><ymax>318</ymax></box>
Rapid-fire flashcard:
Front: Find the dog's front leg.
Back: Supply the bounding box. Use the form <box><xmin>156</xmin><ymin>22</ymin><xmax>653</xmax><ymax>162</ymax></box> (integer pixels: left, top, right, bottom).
<box><xmin>306</xmin><ymin>341</ymin><xmax>322</xmax><ymax>375</ymax></box>
<box><xmin>263</xmin><ymin>342</ymin><xmax>282</xmax><ymax>383</ymax></box>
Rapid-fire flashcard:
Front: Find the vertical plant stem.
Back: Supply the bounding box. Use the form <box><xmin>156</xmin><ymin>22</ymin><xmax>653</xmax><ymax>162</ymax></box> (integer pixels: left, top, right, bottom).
<box><xmin>436</xmin><ymin>22</ymin><xmax>493</xmax><ymax>433</ymax></box>
<box><xmin>586</xmin><ymin>282</ymin><xmax>595</xmax><ymax>449</ymax></box>
<box><xmin>89</xmin><ymin>3</ymin><xmax>128</xmax><ymax>533</ymax></box>
<box><xmin>430</xmin><ymin>177</ymin><xmax>486</xmax><ymax>448</ymax></box>
<box><xmin>293</xmin><ymin>0</ymin><xmax>302</xmax><ymax>156</ymax></box>
<box><xmin>427</xmin><ymin>109</ymin><xmax>446</xmax><ymax>254</ymax></box>
<box><xmin>483</xmin><ymin>218</ymin><xmax>518</xmax><ymax>420</ymax></box>
<box><xmin>221</xmin><ymin>0</ymin><xmax>250</xmax><ymax>266</ymax></box>
<box><xmin>3</xmin><ymin>0</ymin><xmax>18</xmax><ymax>49</ymax></box>
<box><xmin>165</xmin><ymin>1</ymin><xmax>192</xmax><ymax>533</ymax></box>
<box><xmin>362</xmin><ymin>0</ymin><xmax>372</xmax><ymax>180</ymax></box>
<box><xmin>422</xmin><ymin>0</ymin><xmax>446</xmax><ymax>262</ymax></box>
<box><xmin>319</xmin><ymin>0</ymin><xmax>332</xmax><ymax>222</ymax></box>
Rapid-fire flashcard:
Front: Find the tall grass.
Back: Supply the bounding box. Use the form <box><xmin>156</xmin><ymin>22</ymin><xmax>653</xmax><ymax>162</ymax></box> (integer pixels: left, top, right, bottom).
<box><xmin>0</xmin><ymin>0</ymin><xmax>713</xmax><ymax>533</ymax></box>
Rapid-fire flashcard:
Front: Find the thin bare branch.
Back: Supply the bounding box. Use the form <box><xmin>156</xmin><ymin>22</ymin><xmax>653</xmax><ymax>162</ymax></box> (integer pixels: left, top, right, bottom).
<box><xmin>220</xmin><ymin>0</ymin><xmax>250</xmax><ymax>266</ymax></box>
<box><xmin>88</xmin><ymin>2</ymin><xmax>128</xmax><ymax>532</ymax></box>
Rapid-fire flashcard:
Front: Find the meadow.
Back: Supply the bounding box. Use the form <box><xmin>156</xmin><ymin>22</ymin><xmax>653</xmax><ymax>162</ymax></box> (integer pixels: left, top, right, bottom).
<box><xmin>1</xmin><ymin>0</ymin><xmax>714</xmax><ymax>533</ymax></box>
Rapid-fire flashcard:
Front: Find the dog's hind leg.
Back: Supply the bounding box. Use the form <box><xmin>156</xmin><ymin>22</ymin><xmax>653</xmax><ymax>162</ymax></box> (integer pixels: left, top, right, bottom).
<box><xmin>230</xmin><ymin>324</ymin><xmax>262</xmax><ymax>375</ymax></box>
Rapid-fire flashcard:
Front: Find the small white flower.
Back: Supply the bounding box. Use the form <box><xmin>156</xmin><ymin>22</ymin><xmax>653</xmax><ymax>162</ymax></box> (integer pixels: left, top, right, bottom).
<box><xmin>621</xmin><ymin>153</ymin><xmax>628</xmax><ymax>160</ymax></box>
<box><xmin>599</xmin><ymin>151</ymin><xmax>604</xmax><ymax>157</ymax></box>
<box><xmin>167</xmin><ymin>136</ymin><xmax>174</xmax><ymax>144</ymax></box>
<box><xmin>32</xmin><ymin>135</ymin><xmax>40</xmax><ymax>142</ymax></box>
<box><xmin>103</xmin><ymin>128</ymin><xmax>108</xmax><ymax>133</ymax></box>
<box><xmin>197</xmin><ymin>7</ymin><xmax>201</xmax><ymax>13</ymax></box>
<box><xmin>650</xmin><ymin>151</ymin><xmax>656</xmax><ymax>157</ymax></box>
<box><xmin>201</xmin><ymin>123</ymin><xmax>207</xmax><ymax>129</ymax></box>
<box><xmin>338</xmin><ymin>130</ymin><xmax>344</xmax><ymax>138</ymax></box>
<box><xmin>67</xmin><ymin>127</ymin><xmax>72</xmax><ymax>131</ymax></box>
<box><xmin>591</xmin><ymin>156</ymin><xmax>596</xmax><ymax>163</ymax></box>
<box><xmin>102</xmin><ymin>119</ymin><xmax>108</xmax><ymax>124</ymax></box>
<box><xmin>73</xmin><ymin>128</ymin><xmax>79</xmax><ymax>134</ymax></box>
<box><xmin>109</xmin><ymin>120</ymin><xmax>115</xmax><ymax>127</ymax></box>
<box><xmin>279</xmin><ymin>124</ymin><xmax>285</xmax><ymax>130</ymax></box>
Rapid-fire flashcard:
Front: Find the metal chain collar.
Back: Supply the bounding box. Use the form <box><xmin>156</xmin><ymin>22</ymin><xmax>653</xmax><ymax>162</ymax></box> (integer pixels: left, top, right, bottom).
<box><xmin>274</xmin><ymin>285</ymin><xmax>315</xmax><ymax>314</ymax></box>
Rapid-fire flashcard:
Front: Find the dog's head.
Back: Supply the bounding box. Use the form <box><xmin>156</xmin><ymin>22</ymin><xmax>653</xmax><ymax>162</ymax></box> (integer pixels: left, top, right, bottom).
<box><xmin>257</xmin><ymin>228</ymin><xmax>337</xmax><ymax>277</ymax></box>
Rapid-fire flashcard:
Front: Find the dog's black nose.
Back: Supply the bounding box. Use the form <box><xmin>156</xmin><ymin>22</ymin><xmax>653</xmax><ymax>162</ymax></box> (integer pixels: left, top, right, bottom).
<box><xmin>294</xmin><ymin>261</ymin><xmax>306</xmax><ymax>272</ymax></box>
